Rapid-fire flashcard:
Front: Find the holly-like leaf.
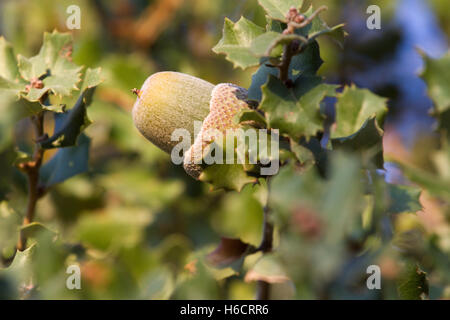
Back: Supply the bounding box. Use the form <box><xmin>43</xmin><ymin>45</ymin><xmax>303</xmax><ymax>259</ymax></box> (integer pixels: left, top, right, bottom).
<box><xmin>260</xmin><ymin>75</ymin><xmax>337</xmax><ymax>140</ymax></box>
<box><xmin>18</xmin><ymin>31</ymin><xmax>82</xmax><ymax>101</ymax></box>
<box><xmin>257</xmin><ymin>0</ymin><xmax>304</xmax><ymax>22</ymax></box>
<box><xmin>248</xmin><ymin>41</ymin><xmax>323</xmax><ymax>101</ymax></box>
<box><xmin>40</xmin><ymin>68</ymin><xmax>102</xmax><ymax>149</ymax></box>
<box><xmin>332</xmin><ymin>85</ymin><xmax>387</xmax><ymax>138</ymax></box>
<box><xmin>332</xmin><ymin>116</ymin><xmax>384</xmax><ymax>168</ymax></box>
<box><xmin>39</xmin><ymin>134</ymin><xmax>90</xmax><ymax>188</ymax></box>
<box><xmin>397</xmin><ymin>263</ymin><xmax>429</xmax><ymax>300</ymax></box>
<box><xmin>199</xmin><ymin>163</ymin><xmax>257</xmax><ymax>192</ymax></box>
<box><xmin>421</xmin><ymin>51</ymin><xmax>450</xmax><ymax>113</ymax></box>
<box><xmin>213</xmin><ymin>17</ymin><xmax>265</xmax><ymax>69</ymax></box>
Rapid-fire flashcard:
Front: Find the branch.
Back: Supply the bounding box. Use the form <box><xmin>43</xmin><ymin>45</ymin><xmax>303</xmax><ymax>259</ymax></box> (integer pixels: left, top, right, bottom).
<box><xmin>17</xmin><ymin>112</ymin><xmax>46</xmax><ymax>251</ymax></box>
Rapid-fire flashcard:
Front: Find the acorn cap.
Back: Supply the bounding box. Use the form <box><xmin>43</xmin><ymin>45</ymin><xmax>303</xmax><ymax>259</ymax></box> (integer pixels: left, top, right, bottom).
<box><xmin>132</xmin><ymin>71</ymin><xmax>214</xmax><ymax>153</ymax></box>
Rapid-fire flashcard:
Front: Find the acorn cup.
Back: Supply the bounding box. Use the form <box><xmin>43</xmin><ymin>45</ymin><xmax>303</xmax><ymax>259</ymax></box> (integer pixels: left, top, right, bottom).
<box><xmin>132</xmin><ymin>71</ymin><xmax>253</xmax><ymax>179</ymax></box>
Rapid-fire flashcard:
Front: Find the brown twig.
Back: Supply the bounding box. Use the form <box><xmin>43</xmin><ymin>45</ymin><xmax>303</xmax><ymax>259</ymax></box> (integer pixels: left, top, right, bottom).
<box><xmin>17</xmin><ymin>112</ymin><xmax>46</xmax><ymax>251</ymax></box>
<box><xmin>288</xmin><ymin>5</ymin><xmax>328</xmax><ymax>29</ymax></box>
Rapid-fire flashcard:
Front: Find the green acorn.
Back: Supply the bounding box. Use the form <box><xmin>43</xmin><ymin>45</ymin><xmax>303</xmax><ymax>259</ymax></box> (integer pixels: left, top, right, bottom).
<box><xmin>132</xmin><ymin>71</ymin><xmax>214</xmax><ymax>153</ymax></box>
<box><xmin>132</xmin><ymin>72</ymin><xmax>252</xmax><ymax>179</ymax></box>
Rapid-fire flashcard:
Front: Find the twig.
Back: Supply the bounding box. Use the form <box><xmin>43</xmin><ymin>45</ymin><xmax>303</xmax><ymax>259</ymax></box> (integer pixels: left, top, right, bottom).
<box><xmin>288</xmin><ymin>5</ymin><xmax>328</xmax><ymax>29</ymax></box>
<box><xmin>278</xmin><ymin>42</ymin><xmax>297</xmax><ymax>84</ymax></box>
<box><xmin>17</xmin><ymin>112</ymin><xmax>46</xmax><ymax>251</ymax></box>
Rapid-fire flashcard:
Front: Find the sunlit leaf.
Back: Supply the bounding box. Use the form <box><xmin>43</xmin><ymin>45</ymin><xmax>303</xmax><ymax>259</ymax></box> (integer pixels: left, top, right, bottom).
<box><xmin>332</xmin><ymin>85</ymin><xmax>387</xmax><ymax>138</ymax></box>
<box><xmin>213</xmin><ymin>17</ymin><xmax>265</xmax><ymax>69</ymax></box>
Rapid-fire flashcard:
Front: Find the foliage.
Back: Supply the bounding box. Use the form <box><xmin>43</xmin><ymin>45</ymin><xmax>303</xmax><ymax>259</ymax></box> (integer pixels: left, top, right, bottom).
<box><xmin>0</xmin><ymin>0</ymin><xmax>449</xmax><ymax>300</ymax></box>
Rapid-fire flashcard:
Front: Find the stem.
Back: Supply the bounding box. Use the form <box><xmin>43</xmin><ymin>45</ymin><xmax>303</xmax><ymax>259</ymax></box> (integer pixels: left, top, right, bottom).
<box><xmin>255</xmin><ymin>205</ymin><xmax>274</xmax><ymax>300</ymax></box>
<box><xmin>288</xmin><ymin>5</ymin><xmax>328</xmax><ymax>29</ymax></box>
<box><xmin>17</xmin><ymin>112</ymin><xmax>45</xmax><ymax>251</ymax></box>
<box><xmin>278</xmin><ymin>43</ymin><xmax>294</xmax><ymax>84</ymax></box>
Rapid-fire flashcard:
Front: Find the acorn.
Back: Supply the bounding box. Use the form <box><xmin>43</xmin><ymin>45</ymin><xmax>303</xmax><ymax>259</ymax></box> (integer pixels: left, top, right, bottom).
<box><xmin>132</xmin><ymin>71</ymin><xmax>214</xmax><ymax>153</ymax></box>
<box><xmin>132</xmin><ymin>72</ymin><xmax>253</xmax><ymax>179</ymax></box>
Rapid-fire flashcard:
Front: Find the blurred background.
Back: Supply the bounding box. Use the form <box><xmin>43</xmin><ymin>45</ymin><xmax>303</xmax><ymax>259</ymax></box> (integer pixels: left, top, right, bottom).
<box><xmin>0</xmin><ymin>0</ymin><xmax>448</xmax><ymax>299</ymax></box>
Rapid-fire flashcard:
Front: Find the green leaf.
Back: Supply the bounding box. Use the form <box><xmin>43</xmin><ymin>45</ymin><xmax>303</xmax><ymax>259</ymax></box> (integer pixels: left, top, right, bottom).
<box><xmin>331</xmin><ymin>116</ymin><xmax>384</xmax><ymax>168</ymax></box>
<box><xmin>250</xmin><ymin>32</ymin><xmax>306</xmax><ymax>58</ymax></box>
<box><xmin>199</xmin><ymin>163</ymin><xmax>257</xmax><ymax>192</ymax></box>
<box><xmin>304</xmin><ymin>5</ymin><xmax>346</xmax><ymax>48</ymax></box>
<box><xmin>395</xmin><ymin>141</ymin><xmax>450</xmax><ymax>198</ymax></box>
<box><xmin>397</xmin><ymin>263</ymin><xmax>429</xmax><ymax>300</ymax></box>
<box><xmin>75</xmin><ymin>207</ymin><xmax>152</xmax><ymax>251</ymax></box>
<box><xmin>257</xmin><ymin>0</ymin><xmax>304</xmax><ymax>22</ymax></box>
<box><xmin>436</xmin><ymin>108</ymin><xmax>450</xmax><ymax>138</ymax></box>
<box><xmin>39</xmin><ymin>134</ymin><xmax>90</xmax><ymax>188</ymax></box>
<box><xmin>212</xmin><ymin>184</ymin><xmax>265</xmax><ymax>247</ymax></box>
<box><xmin>0</xmin><ymin>37</ymin><xmax>22</xmax><ymax>82</ymax></box>
<box><xmin>234</xmin><ymin>109</ymin><xmax>267</xmax><ymax>127</ymax></box>
<box><xmin>245</xmin><ymin>254</ymin><xmax>290</xmax><ymax>283</ymax></box>
<box><xmin>260</xmin><ymin>75</ymin><xmax>337</xmax><ymax>140</ymax></box>
<box><xmin>421</xmin><ymin>51</ymin><xmax>450</xmax><ymax>113</ymax></box>
<box><xmin>213</xmin><ymin>17</ymin><xmax>265</xmax><ymax>69</ymax></box>
<box><xmin>18</xmin><ymin>31</ymin><xmax>82</xmax><ymax>101</ymax></box>
<box><xmin>332</xmin><ymin>85</ymin><xmax>387</xmax><ymax>138</ymax></box>
<box><xmin>19</xmin><ymin>222</ymin><xmax>57</xmax><ymax>240</ymax></box>
<box><xmin>387</xmin><ymin>184</ymin><xmax>422</xmax><ymax>214</ymax></box>
<box><xmin>248</xmin><ymin>41</ymin><xmax>323</xmax><ymax>101</ymax></box>
<box><xmin>40</xmin><ymin>68</ymin><xmax>102</xmax><ymax>149</ymax></box>
<box><xmin>289</xmin><ymin>139</ymin><xmax>315</xmax><ymax>166</ymax></box>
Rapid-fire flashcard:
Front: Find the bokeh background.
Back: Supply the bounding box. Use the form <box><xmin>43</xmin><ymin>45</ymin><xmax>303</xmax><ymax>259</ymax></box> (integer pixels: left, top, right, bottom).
<box><xmin>0</xmin><ymin>0</ymin><xmax>449</xmax><ymax>299</ymax></box>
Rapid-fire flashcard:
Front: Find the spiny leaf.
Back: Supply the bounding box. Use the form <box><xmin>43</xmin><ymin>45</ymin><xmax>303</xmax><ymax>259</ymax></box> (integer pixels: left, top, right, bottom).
<box><xmin>332</xmin><ymin>85</ymin><xmax>387</xmax><ymax>138</ymax></box>
<box><xmin>260</xmin><ymin>75</ymin><xmax>337</xmax><ymax>140</ymax></box>
<box><xmin>18</xmin><ymin>31</ymin><xmax>82</xmax><ymax>101</ymax></box>
<box><xmin>332</xmin><ymin>116</ymin><xmax>384</xmax><ymax>168</ymax></box>
<box><xmin>40</xmin><ymin>68</ymin><xmax>102</xmax><ymax>149</ymax></box>
<box><xmin>420</xmin><ymin>51</ymin><xmax>450</xmax><ymax>113</ymax></box>
<box><xmin>257</xmin><ymin>0</ymin><xmax>304</xmax><ymax>22</ymax></box>
<box><xmin>248</xmin><ymin>41</ymin><xmax>323</xmax><ymax>101</ymax></box>
<box><xmin>213</xmin><ymin>17</ymin><xmax>265</xmax><ymax>69</ymax></box>
<box><xmin>397</xmin><ymin>263</ymin><xmax>429</xmax><ymax>300</ymax></box>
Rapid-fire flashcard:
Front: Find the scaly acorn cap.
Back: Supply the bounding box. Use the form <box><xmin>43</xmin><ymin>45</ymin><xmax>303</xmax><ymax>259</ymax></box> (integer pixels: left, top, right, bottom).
<box><xmin>183</xmin><ymin>83</ymin><xmax>252</xmax><ymax>179</ymax></box>
<box><xmin>132</xmin><ymin>71</ymin><xmax>214</xmax><ymax>153</ymax></box>
<box><xmin>132</xmin><ymin>72</ymin><xmax>253</xmax><ymax>179</ymax></box>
